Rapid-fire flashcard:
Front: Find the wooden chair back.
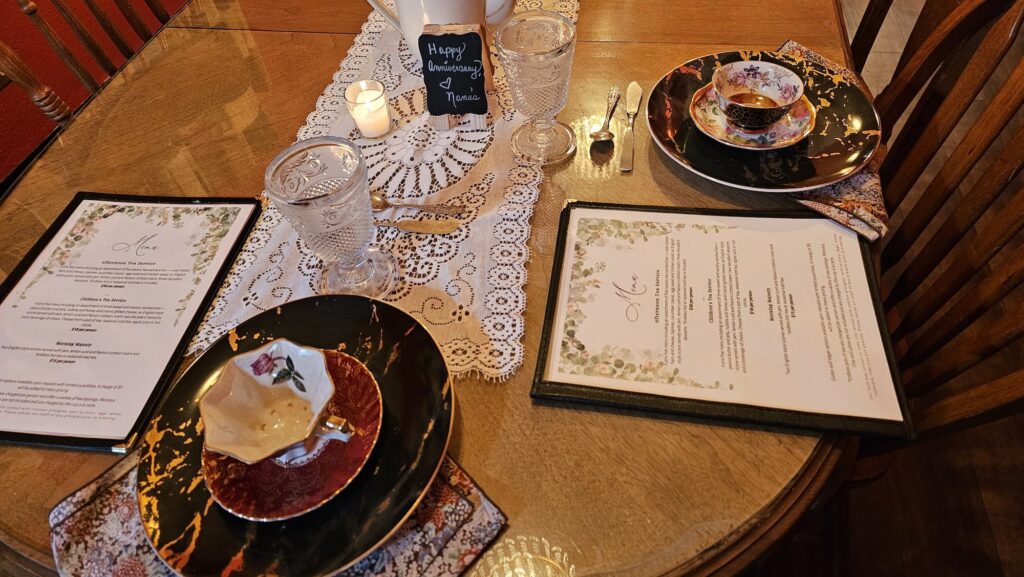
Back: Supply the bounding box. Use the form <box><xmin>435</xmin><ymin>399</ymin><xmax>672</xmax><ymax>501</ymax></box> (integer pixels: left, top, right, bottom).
<box><xmin>14</xmin><ymin>0</ymin><xmax>171</xmax><ymax>93</ymax></box>
<box><xmin>0</xmin><ymin>39</ymin><xmax>72</xmax><ymax>126</ymax></box>
<box><xmin>859</xmin><ymin>0</ymin><xmax>1024</xmax><ymax>436</ymax></box>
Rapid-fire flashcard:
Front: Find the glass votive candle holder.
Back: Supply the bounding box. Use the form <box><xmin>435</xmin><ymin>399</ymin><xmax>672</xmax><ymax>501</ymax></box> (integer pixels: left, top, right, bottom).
<box><xmin>345</xmin><ymin>80</ymin><xmax>391</xmax><ymax>138</ymax></box>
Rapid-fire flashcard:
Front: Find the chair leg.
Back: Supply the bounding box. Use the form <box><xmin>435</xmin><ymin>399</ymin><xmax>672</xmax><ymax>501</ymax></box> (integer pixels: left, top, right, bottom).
<box><xmin>0</xmin><ymin>41</ymin><xmax>73</xmax><ymax>126</ymax></box>
<box><xmin>33</xmin><ymin>88</ymin><xmax>73</xmax><ymax>126</ymax></box>
<box><xmin>844</xmin><ymin>437</ymin><xmax>903</xmax><ymax>486</ymax></box>
<box><xmin>141</xmin><ymin>0</ymin><xmax>170</xmax><ymax>23</ymax></box>
<box><xmin>824</xmin><ymin>483</ymin><xmax>852</xmax><ymax>577</ymax></box>
<box><xmin>112</xmin><ymin>0</ymin><xmax>154</xmax><ymax>41</ymax></box>
<box><xmin>15</xmin><ymin>0</ymin><xmax>98</xmax><ymax>93</ymax></box>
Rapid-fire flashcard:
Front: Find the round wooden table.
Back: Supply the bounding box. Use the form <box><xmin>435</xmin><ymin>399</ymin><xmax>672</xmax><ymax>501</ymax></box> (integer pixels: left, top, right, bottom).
<box><xmin>0</xmin><ymin>0</ymin><xmax>856</xmax><ymax>574</ymax></box>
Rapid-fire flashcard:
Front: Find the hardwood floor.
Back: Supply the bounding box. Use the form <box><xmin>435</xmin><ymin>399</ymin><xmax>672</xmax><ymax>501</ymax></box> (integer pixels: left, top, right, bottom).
<box><xmin>758</xmin><ymin>2</ymin><xmax>1024</xmax><ymax>575</ymax></box>
<box><xmin>839</xmin><ymin>416</ymin><xmax>1024</xmax><ymax>576</ymax></box>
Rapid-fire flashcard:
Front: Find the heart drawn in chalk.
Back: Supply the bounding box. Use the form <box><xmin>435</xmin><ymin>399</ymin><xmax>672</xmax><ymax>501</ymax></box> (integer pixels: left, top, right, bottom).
<box><xmin>439</xmin><ymin>77</ymin><xmax>453</xmax><ymax>90</ymax></box>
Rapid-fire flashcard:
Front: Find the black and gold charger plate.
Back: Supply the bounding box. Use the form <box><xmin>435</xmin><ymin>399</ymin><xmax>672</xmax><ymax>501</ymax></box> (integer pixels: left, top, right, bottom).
<box><xmin>647</xmin><ymin>50</ymin><xmax>881</xmax><ymax>192</ymax></box>
<box><xmin>136</xmin><ymin>295</ymin><xmax>453</xmax><ymax>576</ymax></box>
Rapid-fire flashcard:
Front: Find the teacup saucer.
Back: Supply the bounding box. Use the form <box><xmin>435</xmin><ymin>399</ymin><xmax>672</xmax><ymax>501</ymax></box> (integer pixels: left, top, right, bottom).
<box><xmin>689</xmin><ymin>83</ymin><xmax>815</xmax><ymax>150</ymax></box>
<box><xmin>201</xmin><ymin>350</ymin><xmax>383</xmax><ymax>522</ymax></box>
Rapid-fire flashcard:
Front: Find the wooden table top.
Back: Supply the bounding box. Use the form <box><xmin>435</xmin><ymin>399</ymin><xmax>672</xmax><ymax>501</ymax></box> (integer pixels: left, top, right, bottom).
<box><xmin>0</xmin><ymin>1</ymin><xmax>855</xmax><ymax>575</ymax></box>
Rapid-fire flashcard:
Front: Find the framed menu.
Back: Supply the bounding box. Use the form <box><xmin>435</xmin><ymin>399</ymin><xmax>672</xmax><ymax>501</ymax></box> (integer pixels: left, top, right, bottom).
<box><xmin>0</xmin><ymin>192</ymin><xmax>259</xmax><ymax>451</ymax></box>
<box><xmin>532</xmin><ymin>201</ymin><xmax>913</xmax><ymax>438</ymax></box>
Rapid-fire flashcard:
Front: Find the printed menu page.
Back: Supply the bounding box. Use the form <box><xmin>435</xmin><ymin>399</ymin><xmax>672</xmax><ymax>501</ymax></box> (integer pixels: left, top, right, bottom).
<box><xmin>0</xmin><ymin>198</ymin><xmax>255</xmax><ymax>440</ymax></box>
<box><xmin>543</xmin><ymin>206</ymin><xmax>903</xmax><ymax>422</ymax></box>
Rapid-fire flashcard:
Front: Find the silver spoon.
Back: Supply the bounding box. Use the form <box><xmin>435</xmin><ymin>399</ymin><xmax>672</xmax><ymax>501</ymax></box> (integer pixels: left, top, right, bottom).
<box><xmin>590</xmin><ymin>86</ymin><xmax>621</xmax><ymax>142</ymax></box>
<box><xmin>370</xmin><ymin>192</ymin><xmax>465</xmax><ymax>216</ymax></box>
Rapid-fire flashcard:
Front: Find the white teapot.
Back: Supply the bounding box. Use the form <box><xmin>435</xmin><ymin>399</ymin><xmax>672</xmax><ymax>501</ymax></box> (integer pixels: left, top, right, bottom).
<box><xmin>367</xmin><ymin>0</ymin><xmax>514</xmax><ymax>51</ymax></box>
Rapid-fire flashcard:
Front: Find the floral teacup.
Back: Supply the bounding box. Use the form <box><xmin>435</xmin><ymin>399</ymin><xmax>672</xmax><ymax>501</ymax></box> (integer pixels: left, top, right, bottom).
<box><xmin>711</xmin><ymin>60</ymin><xmax>804</xmax><ymax>130</ymax></box>
<box><xmin>200</xmin><ymin>339</ymin><xmax>353</xmax><ymax>466</ymax></box>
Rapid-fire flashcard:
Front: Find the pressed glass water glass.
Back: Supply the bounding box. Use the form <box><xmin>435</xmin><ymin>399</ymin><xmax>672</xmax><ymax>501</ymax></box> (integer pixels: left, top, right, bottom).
<box><xmin>264</xmin><ymin>136</ymin><xmax>396</xmax><ymax>297</ymax></box>
<box><xmin>495</xmin><ymin>10</ymin><xmax>577</xmax><ymax>165</ymax></box>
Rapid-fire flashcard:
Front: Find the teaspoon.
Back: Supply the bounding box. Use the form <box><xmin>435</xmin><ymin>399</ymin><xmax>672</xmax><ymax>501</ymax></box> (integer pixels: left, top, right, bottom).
<box><xmin>370</xmin><ymin>192</ymin><xmax>465</xmax><ymax>216</ymax></box>
<box><xmin>376</xmin><ymin>218</ymin><xmax>460</xmax><ymax>235</ymax></box>
<box><xmin>590</xmin><ymin>86</ymin><xmax>621</xmax><ymax>142</ymax></box>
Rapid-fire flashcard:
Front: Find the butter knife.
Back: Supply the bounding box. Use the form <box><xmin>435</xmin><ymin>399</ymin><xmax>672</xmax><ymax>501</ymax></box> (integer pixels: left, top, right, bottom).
<box><xmin>620</xmin><ymin>81</ymin><xmax>643</xmax><ymax>173</ymax></box>
<box><xmin>376</xmin><ymin>218</ymin><xmax>460</xmax><ymax>234</ymax></box>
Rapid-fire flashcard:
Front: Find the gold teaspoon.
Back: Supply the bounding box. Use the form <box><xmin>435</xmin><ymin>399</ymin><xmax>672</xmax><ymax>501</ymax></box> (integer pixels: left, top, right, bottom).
<box><xmin>375</xmin><ymin>218</ymin><xmax>461</xmax><ymax>234</ymax></box>
<box><xmin>370</xmin><ymin>193</ymin><xmax>466</xmax><ymax>216</ymax></box>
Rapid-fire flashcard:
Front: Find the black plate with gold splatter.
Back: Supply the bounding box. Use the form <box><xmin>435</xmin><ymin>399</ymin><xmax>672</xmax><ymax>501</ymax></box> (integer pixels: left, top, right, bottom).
<box><xmin>137</xmin><ymin>295</ymin><xmax>452</xmax><ymax>576</ymax></box>
<box><xmin>647</xmin><ymin>50</ymin><xmax>881</xmax><ymax>192</ymax></box>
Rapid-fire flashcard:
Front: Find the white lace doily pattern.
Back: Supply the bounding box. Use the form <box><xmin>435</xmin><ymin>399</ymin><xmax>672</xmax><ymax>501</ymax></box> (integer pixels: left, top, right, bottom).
<box><xmin>188</xmin><ymin>0</ymin><xmax>580</xmax><ymax>381</ymax></box>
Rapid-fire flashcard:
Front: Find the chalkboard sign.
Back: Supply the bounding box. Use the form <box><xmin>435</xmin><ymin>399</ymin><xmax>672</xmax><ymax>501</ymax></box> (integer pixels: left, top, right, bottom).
<box><xmin>419</xmin><ymin>24</ymin><xmax>489</xmax><ymax>117</ymax></box>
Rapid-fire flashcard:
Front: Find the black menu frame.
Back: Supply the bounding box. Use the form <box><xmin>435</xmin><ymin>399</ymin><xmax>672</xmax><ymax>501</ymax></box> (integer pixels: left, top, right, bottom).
<box><xmin>0</xmin><ymin>192</ymin><xmax>261</xmax><ymax>452</ymax></box>
<box><xmin>531</xmin><ymin>201</ymin><xmax>914</xmax><ymax>439</ymax></box>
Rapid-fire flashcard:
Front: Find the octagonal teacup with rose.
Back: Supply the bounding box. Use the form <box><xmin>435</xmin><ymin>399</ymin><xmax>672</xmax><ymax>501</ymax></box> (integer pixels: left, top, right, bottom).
<box><xmin>711</xmin><ymin>60</ymin><xmax>804</xmax><ymax>130</ymax></box>
<box><xmin>199</xmin><ymin>338</ymin><xmax>353</xmax><ymax>466</ymax></box>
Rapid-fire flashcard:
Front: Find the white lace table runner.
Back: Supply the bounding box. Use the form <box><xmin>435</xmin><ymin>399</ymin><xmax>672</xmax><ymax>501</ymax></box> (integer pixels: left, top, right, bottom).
<box><xmin>188</xmin><ymin>0</ymin><xmax>579</xmax><ymax>380</ymax></box>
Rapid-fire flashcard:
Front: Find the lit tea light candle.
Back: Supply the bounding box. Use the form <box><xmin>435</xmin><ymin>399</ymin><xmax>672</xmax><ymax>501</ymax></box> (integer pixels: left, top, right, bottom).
<box><xmin>345</xmin><ymin>80</ymin><xmax>391</xmax><ymax>138</ymax></box>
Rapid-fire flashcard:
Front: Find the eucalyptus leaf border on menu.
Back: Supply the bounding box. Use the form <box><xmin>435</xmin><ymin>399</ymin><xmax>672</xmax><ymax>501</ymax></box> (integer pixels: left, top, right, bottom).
<box><xmin>0</xmin><ymin>192</ymin><xmax>259</xmax><ymax>452</ymax></box>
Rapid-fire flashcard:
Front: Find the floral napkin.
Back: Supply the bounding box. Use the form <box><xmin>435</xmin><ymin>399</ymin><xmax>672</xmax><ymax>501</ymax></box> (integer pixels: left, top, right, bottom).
<box><xmin>776</xmin><ymin>40</ymin><xmax>890</xmax><ymax>241</ymax></box>
<box><xmin>49</xmin><ymin>452</ymin><xmax>505</xmax><ymax>577</ymax></box>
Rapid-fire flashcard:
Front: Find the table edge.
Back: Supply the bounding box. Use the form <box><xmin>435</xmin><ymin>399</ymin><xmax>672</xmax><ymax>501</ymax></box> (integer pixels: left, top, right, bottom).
<box><xmin>0</xmin><ymin>532</ymin><xmax>54</xmax><ymax>577</ymax></box>
<box><xmin>674</xmin><ymin>434</ymin><xmax>858</xmax><ymax>576</ymax></box>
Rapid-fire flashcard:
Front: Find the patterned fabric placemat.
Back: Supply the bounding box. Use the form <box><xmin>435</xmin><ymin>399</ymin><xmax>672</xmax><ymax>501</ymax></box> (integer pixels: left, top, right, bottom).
<box><xmin>50</xmin><ymin>452</ymin><xmax>505</xmax><ymax>576</ymax></box>
<box><xmin>778</xmin><ymin>40</ymin><xmax>890</xmax><ymax>240</ymax></box>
